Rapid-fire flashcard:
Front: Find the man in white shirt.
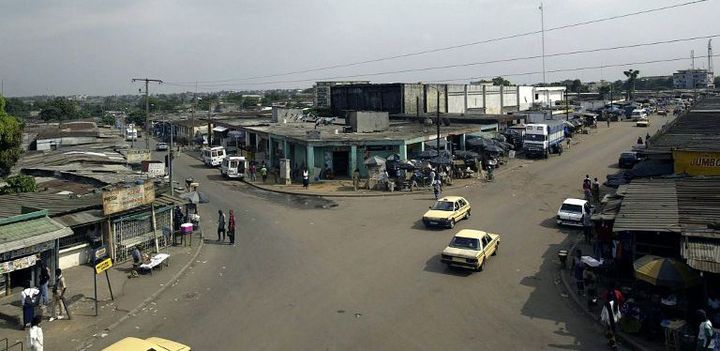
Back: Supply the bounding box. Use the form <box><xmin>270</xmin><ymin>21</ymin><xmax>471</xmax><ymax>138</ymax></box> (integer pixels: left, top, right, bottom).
<box><xmin>697</xmin><ymin>309</ymin><xmax>715</xmax><ymax>350</ymax></box>
<box><xmin>28</xmin><ymin>315</ymin><xmax>43</xmax><ymax>351</ymax></box>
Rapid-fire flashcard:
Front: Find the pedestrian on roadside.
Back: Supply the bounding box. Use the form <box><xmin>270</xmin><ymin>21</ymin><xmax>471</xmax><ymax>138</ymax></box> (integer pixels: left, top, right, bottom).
<box><xmin>429</xmin><ymin>168</ymin><xmax>436</xmax><ymax>184</ymax></box>
<box><xmin>260</xmin><ymin>164</ymin><xmax>268</xmax><ymax>183</ymax></box>
<box><xmin>228</xmin><ymin>210</ymin><xmax>236</xmax><ymax>245</ymax></box>
<box><xmin>601</xmin><ymin>292</ymin><xmax>621</xmax><ymax>349</ymax></box>
<box><xmin>591</xmin><ymin>177</ymin><xmax>600</xmax><ymax>203</ymax></box>
<box><xmin>50</xmin><ymin>268</ymin><xmax>69</xmax><ymax>321</ymax></box>
<box><xmin>636</xmin><ymin>136</ymin><xmax>643</xmax><ymax>145</ymax></box>
<box><xmin>582</xmin><ymin>175</ymin><xmax>591</xmax><ymax>192</ymax></box>
<box><xmin>21</xmin><ymin>282</ymin><xmax>39</xmax><ymax>329</ymax></box>
<box><xmin>38</xmin><ymin>261</ymin><xmax>51</xmax><ymax>310</ymax></box>
<box><xmin>696</xmin><ymin>309</ymin><xmax>715</xmax><ymax>350</ymax></box>
<box><xmin>606</xmin><ymin>118</ymin><xmax>610</xmax><ymax>128</ymax></box>
<box><xmin>566</xmin><ymin>137</ymin><xmax>572</xmax><ymax>149</ymax></box>
<box><xmin>583</xmin><ymin>212</ymin><xmax>593</xmax><ymax>245</ymax></box>
<box><xmin>249</xmin><ymin>163</ymin><xmax>257</xmax><ymax>182</ymax></box>
<box><xmin>27</xmin><ymin>315</ymin><xmax>43</xmax><ymax>351</ymax></box>
<box><xmin>302</xmin><ymin>168</ymin><xmax>309</xmax><ymax>189</ymax></box>
<box><xmin>352</xmin><ymin>168</ymin><xmax>360</xmax><ymax>191</ymax></box>
<box><xmin>217</xmin><ymin>210</ymin><xmax>226</xmax><ymax>242</ymax></box>
<box><xmin>432</xmin><ymin>178</ymin><xmax>442</xmax><ymax>200</ymax></box>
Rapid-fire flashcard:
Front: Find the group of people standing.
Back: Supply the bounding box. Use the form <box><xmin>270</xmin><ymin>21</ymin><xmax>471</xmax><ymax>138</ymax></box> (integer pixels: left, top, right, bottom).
<box><xmin>217</xmin><ymin>209</ymin><xmax>237</xmax><ymax>245</ymax></box>
<box><xmin>18</xmin><ymin>262</ymin><xmax>70</xmax><ymax>350</ymax></box>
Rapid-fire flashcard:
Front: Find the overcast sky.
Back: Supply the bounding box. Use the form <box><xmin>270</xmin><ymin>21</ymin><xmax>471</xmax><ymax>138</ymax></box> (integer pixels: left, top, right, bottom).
<box><xmin>1</xmin><ymin>0</ymin><xmax>718</xmax><ymax>97</ymax></box>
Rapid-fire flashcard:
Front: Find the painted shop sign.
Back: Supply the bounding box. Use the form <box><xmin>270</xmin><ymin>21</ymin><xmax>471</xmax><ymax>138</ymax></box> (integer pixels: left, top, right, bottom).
<box><xmin>673</xmin><ymin>150</ymin><xmax>720</xmax><ymax>176</ymax></box>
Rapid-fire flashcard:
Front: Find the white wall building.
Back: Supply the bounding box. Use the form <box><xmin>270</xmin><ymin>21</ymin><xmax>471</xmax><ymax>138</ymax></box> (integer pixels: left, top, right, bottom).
<box><xmin>532</xmin><ymin>87</ymin><xmax>567</xmax><ymax>107</ymax></box>
<box><xmin>673</xmin><ymin>69</ymin><xmax>714</xmax><ymax>89</ymax></box>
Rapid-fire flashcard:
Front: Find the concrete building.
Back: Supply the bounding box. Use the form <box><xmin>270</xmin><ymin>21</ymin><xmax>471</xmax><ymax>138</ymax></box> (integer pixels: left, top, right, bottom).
<box><xmin>673</xmin><ymin>69</ymin><xmax>714</xmax><ymax>89</ymax></box>
<box><xmin>329</xmin><ymin>83</ymin><xmax>561</xmax><ymax>116</ymax></box>
<box><xmin>314</xmin><ymin>81</ymin><xmax>370</xmax><ymax>109</ymax></box>
<box><xmin>171</xmin><ymin>119</ymin><xmax>209</xmax><ymax>143</ymax></box>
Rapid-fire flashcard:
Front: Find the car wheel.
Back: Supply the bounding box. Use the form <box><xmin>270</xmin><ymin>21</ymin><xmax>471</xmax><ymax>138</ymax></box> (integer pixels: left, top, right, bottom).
<box><xmin>464</xmin><ymin>210</ymin><xmax>471</xmax><ymax>220</ymax></box>
<box><xmin>476</xmin><ymin>259</ymin><xmax>485</xmax><ymax>272</ymax></box>
<box><xmin>448</xmin><ymin>219</ymin><xmax>455</xmax><ymax>229</ymax></box>
<box><xmin>492</xmin><ymin>244</ymin><xmax>499</xmax><ymax>256</ymax></box>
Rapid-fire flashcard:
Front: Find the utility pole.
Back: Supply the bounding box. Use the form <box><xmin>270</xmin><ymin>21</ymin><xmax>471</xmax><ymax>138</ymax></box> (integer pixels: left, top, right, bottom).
<box><xmin>132</xmin><ymin>78</ymin><xmax>163</xmax><ymax>149</ymax></box>
<box><xmin>436</xmin><ymin>85</ymin><xmax>441</xmax><ymax>153</ymax></box>
<box><xmin>539</xmin><ymin>2</ymin><xmax>546</xmax><ymax>86</ymax></box>
<box><xmin>191</xmin><ymin>81</ymin><xmax>197</xmax><ymax>147</ymax></box>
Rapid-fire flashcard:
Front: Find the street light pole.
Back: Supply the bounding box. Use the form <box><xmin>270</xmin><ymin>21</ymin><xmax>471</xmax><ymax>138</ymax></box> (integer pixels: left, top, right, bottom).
<box><xmin>436</xmin><ymin>85</ymin><xmax>441</xmax><ymax>154</ymax></box>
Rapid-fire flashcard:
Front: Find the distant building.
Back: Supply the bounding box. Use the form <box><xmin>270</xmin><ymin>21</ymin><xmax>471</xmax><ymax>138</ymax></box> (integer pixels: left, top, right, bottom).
<box><xmin>673</xmin><ymin>69</ymin><xmax>714</xmax><ymax>89</ymax></box>
<box><xmin>314</xmin><ymin>81</ymin><xmax>370</xmax><ymax>109</ymax></box>
<box><xmin>328</xmin><ymin>83</ymin><xmax>564</xmax><ymax>116</ymax></box>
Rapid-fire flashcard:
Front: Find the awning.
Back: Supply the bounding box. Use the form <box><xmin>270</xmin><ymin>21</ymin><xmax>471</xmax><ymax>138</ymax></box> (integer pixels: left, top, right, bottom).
<box><xmin>681</xmin><ymin>236</ymin><xmax>720</xmax><ymax>273</ymax></box>
<box><xmin>212</xmin><ymin>126</ymin><xmax>228</xmax><ymax>133</ymax></box>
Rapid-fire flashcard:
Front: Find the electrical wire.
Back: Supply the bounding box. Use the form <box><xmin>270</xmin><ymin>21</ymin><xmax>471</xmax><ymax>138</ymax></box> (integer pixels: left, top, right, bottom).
<box><xmin>163</xmin><ymin>34</ymin><xmax>718</xmax><ymax>88</ymax></box>
<box><xmin>166</xmin><ymin>0</ymin><xmax>710</xmax><ymax>84</ymax></box>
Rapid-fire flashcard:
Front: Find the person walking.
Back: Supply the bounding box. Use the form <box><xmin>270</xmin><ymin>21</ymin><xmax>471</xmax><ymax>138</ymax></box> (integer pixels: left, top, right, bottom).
<box><xmin>27</xmin><ymin>315</ymin><xmax>43</xmax><ymax>351</ymax></box>
<box><xmin>49</xmin><ymin>269</ymin><xmax>69</xmax><ymax>321</ymax></box>
<box><xmin>432</xmin><ymin>178</ymin><xmax>442</xmax><ymax>200</ymax></box>
<box><xmin>228</xmin><ymin>210</ymin><xmax>236</xmax><ymax>246</ymax></box>
<box><xmin>217</xmin><ymin>210</ymin><xmax>226</xmax><ymax>242</ymax></box>
<box><xmin>591</xmin><ymin>177</ymin><xmax>600</xmax><ymax>203</ymax></box>
<box><xmin>21</xmin><ymin>283</ymin><xmax>39</xmax><ymax>329</ymax></box>
<box><xmin>352</xmin><ymin>168</ymin><xmax>360</xmax><ymax>191</ymax></box>
<box><xmin>606</xmin><ymin>118</ymin><xmax>611</xmax><ymax>128</ymax></box>
<box><xmin>249</xmin><ymin>163</ymin><xmax>257</xmax><ymax>182</ymax></box>
<box><xmin>260</xmin><ymin>164</ymin><xmax>268</xmax><ymax>183</ymax></box>
<box><xmin>600</xmin><ymin>293</ymin><xmax>621</xmax><ymax>349</ymax></box>
<box><xmin>566</xmin><ymin>137</ymin><xmax>572</xmax><ymax>149</ymax></box>
<box><xmin>302</xmin><ymin>168</ymin><xmax>309</xmax><ymax>189</ymax></box>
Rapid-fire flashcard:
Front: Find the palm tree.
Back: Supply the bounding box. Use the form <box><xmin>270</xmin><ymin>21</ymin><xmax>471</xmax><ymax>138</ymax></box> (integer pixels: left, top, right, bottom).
<box><xmin>623</xmin><ymin>69</ymin><xmax>640</xmax><ymax>100</ymax></box>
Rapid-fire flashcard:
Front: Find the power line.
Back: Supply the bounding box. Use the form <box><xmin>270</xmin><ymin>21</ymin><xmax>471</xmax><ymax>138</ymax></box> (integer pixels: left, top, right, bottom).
<box><xmin>431</xmin><ymin>53</ymin><xmax>720</xmax><ymax>83</ymax></box>
<box><xmin>168</xmin><ymin>0</ymin><xmax>709</xmax><ymax>84</ymax></box>
<box><xmin>164</xmin><ymin>34</ymin><xmax>719</xmax><ymax>88</ymax></box>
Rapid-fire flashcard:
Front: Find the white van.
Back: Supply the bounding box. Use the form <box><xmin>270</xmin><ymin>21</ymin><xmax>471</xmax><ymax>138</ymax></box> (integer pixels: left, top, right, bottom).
<box><xmin>220</xmin><ymin>156</ymin><xmax>248</xmax><ymax>179</ymax></box>
<box><xmin>201</xmin><ymin>146</ymin><xmax>227</xmax><ymax>167</ymax></box>
<box><xmin>630</xmin><ymin>109</ymin><xmax>648</xmax><ymax>121</ymax></box>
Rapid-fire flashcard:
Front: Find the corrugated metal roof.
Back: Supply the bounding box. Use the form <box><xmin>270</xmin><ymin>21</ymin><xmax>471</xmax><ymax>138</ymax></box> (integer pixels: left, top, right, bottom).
<box><xmin>54</xmin><ymin>209</ymin><xmax>105</xmax><ymax>227</ymax></box>
<box><xmin>0</xmin><ymin>215</ymin><xmax>73</xmax><ymax>254</ymax></box>
<box><xmin>614</xmin><ymin>178</ymin><xmax>720</xmax><ymax>233</ymax></box>
<box><xmin>613</xmin><ymin>179</ymin><xmax>680</xmax><ymax>232</ymax></box>
<box><xmin>680</xmin><ymin>236</ymin><xmax>720</xmax><ymax>273</ymax></box>
<box><xmin>0</xmin><ymin>192</ymin><xmax>101</xmax><ymax>219</ymax></box>
<box><xmin>648</xmin><ymin>97</ymin><xmax>720</xmax><ymax>152</ymax></box>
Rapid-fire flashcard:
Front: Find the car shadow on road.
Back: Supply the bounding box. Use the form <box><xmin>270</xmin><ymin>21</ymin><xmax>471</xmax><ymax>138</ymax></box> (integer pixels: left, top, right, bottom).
<box><xmin>539</xmin><ymin>217</ymin><xmax>578</xmax><ymax>236</ymax></box>
<box><xmin>423</xmin><ymin>254</ymin><xmax>472</xmax><ymax>277</ymax></box>
<box><xmin>205</xmin><ymin>174</ymin><xmax>225</xmax><ymax>182</ymax></box>
<box><xmin>189</xmin><ymin>164</ymin><xmax>208</xmax><ymax>169</ymax></box>
<box><xmin>411</xmin><ymin>219</ymin><xmax>449</xmax><ymax>231</ymax></box>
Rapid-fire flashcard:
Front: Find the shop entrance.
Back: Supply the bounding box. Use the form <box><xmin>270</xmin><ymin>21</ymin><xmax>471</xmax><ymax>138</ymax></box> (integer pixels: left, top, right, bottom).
<box><xmin>332</xmin><ymin>151</ymin><xmax>349</xmax><ymax>177</ymax></box>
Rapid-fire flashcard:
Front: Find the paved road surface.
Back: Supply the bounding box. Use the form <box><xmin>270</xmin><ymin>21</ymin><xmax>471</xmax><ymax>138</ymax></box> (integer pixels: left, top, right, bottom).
<box><xmin>92</xmin><ymin>117</ymin><xmax>670</xmax><ymax>350</ymax></box>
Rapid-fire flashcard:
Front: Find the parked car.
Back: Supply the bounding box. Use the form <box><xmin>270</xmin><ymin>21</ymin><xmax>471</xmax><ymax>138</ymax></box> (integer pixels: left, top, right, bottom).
<box><xmin>156</xmin><ymin>142</ymin><xmax>168</xmax><ymax>151</ymax></box>
<box><xmin>422</xmin><ymin>196</ymin><xmax>471</xmax><ymax>229</ymax></box>
<box><xmin>440</xmin><ymin>229</ymin><xmax>500</xmax><ymax>272</ymax></box>
<box><xmin>657</xmin><ymin>109</ymin><xmax>668</xmax><ymax>116</ymax></box>
<box><xmin>201</xmin><ymin>146</ymin><xmax>227</xmax><ymax>167</ymax></box>
<box><xmin>103</xmin><ymin>337</ymin><xmax>191</xmax><ymax>351</ymax></box>
<box><xmin>618</xmin><ymin>151</ymin><xmax>640</xmax><ymax>169</ymax></box>
<box><xmin>556</xmin><ymin>198</ymin><xmax>592</xmax><ymax>227</ymax></box>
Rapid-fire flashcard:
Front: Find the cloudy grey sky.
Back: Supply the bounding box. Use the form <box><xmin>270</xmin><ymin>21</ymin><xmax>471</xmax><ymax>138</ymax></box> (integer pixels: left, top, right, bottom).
<box><xmin>1</xmin><ymin>0</ymin><xmax>718</xmax><ymax>96</ymax></box>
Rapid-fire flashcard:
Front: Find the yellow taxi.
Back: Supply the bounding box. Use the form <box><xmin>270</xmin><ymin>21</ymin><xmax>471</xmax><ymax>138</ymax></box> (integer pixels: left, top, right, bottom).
<box><xmin>102</xmin><ymin>337</ymin><xmax>191</xmax><ymax>351</ymax></box>
<box><xmin>422</xmin><ymin>196</ymin><xmax>471</xmax><ymax>229</ymax></box>
<box><xmin>441</xmin><ymin>229</ymin><xmax>500</xmax><ymax>272</ymax></box>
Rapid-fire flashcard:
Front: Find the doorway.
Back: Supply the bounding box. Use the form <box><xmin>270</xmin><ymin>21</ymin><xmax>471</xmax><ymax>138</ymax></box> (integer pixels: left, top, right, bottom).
<box><xmin>332</xmin><ymin>151</ymin><xmax>349</xmax><ymax>177</ymax></box>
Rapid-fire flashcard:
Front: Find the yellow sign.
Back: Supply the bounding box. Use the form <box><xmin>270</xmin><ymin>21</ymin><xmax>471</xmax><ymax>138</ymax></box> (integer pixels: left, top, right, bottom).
<box><xmin>673</xmin><ymin>150</ymin><xmax>720</xmax><ymax>176</ymax></box>
<box><xmin>95</xmin><ymin>258</ymin><xmax>113</xmax><ymax>274</ymax></box>
<box><xmin>102</xmin><ymin>182</ymin><xmax>155</xmax><ymax>215</ymax></box>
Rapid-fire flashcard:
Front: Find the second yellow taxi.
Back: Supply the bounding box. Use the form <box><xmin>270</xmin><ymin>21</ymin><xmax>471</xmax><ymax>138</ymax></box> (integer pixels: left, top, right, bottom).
<box><xmin>441</xmin><ymin>229</ymin><xmax>500</xmax><ymax>272</ymax></box>
<box><xmin>422</xmin><ymin>196</ymin><xmax>471</xmax><ymax>229</ymax></box>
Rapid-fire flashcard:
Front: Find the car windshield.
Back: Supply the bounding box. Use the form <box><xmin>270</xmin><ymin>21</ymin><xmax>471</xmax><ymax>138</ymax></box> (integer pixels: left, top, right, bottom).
<box><xmin>449</xmin><ymin>237</ymin><xmax>479</xmax><ymax>250</ymax></box>
<box><xmin>524</xmin><ymin>134</ymin><xmax>545</xmax><ymax>142</ymax></box>
<box><xmin>560</xmin><ymin>204</ymin><xmax>583</xmax><ymax>213</ymax></box>
<box><xmin>431</xmin><ymin>201</ymin><xmax>454</xmax><ymax>211</ymax></box>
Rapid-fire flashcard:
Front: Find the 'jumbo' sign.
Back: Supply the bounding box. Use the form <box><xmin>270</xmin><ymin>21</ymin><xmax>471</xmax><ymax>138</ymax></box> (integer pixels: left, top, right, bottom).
<box><xmin>102</xmin><ymin>182</ymin><xmax>155</xmax><ymax>215</ymax></box>
<box><xmin>673</xmin><ymin>150</ymin><xmax>720</xmax><ymax>176</ymax></box>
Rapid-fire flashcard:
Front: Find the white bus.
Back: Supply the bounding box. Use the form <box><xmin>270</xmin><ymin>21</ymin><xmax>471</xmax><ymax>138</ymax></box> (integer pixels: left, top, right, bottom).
<box><xmin>201</xmin><ymin>146</ymin><xmax>227</xmax><ymax>167</ymax></box>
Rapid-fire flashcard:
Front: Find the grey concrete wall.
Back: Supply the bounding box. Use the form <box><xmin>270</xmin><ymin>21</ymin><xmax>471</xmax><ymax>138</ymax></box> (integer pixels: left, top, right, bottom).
<box><xmin>347</xmin><ymin>111</ymin><xmax>390</xmax><ymax>133</ymax></box>
<box><xmin>402</xmin><ymin>84</ymin><xmax>424</xmax><ymax>116</ymax></box>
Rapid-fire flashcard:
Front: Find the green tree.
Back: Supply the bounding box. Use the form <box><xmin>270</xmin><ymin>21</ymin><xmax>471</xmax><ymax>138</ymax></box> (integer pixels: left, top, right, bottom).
<box><xmin>38</xmin><ymin>97</ymin><xmax>81</xmax><ymax>121</ymax></box>
<box><xmin>491</xmin><ymin>77</ymin><xmax>511</xmax><ymax>86</ymax></box>
<box><xmin>714</xmin><ymin>76</ymin><xmax>720</xmax><ymax>87</ymax></box>
<box><xmin>0</xmin><ymin>96</ymin><xmax>23</xmax><ymax>177</ymax></box>
<box><xmin>623</xmin><ymin>69</ymin><xmax>640</xmax><ymax>100</ymax></box>
<box><xmin>4</xmin><ymin>98</ymin><xmax>31</xmax><ymax>119</ymax></box>
<box><xmin>1</xmin><ymin>174</ymin><xmax>37</xmax><ymax>194</ymax></box>
<box><xmin>127</xmin><ymin>110</ymin><xmax>146</xmax><ymax>126</ymax></box>
<box><xmin>100</xmin><ymin>114</ymin><xmax>116</xmax><ymax>126</ymax></box>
